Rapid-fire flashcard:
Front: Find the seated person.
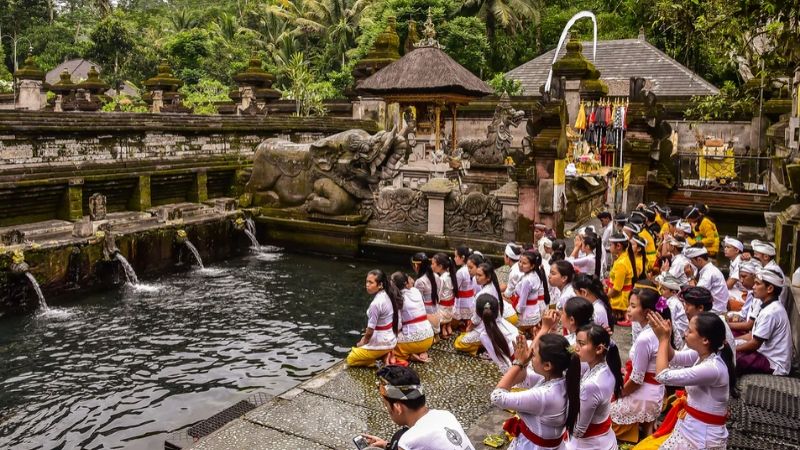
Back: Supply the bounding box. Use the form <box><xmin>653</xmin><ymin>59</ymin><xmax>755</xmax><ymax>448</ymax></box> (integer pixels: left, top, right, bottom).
<box><xmin>735</xmin><ymin>268</ymin><xmax>792</xmax><ymax>376</ymax></box>
<box><xmin>361</xmin><ymin>366</ymin><xmax>474</xmax><ymax>450</ymax></box>
<box><xmin>726</xmin><ymin>260</ymin><xmax>761</xmax><ymax>336</ymax></box>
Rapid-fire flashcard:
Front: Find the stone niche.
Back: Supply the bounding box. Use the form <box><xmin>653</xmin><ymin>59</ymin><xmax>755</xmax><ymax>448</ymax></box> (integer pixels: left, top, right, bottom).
<box><xmin>564</xmin><ymin>175</ymin><xmax>608</xmax><ymax>222</ymax></box>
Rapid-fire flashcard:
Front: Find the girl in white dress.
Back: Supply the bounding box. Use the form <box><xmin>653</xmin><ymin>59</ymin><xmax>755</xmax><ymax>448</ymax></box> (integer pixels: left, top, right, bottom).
<box><xmin>610</xmin><ymin>281</ymin><xmax>672</xmax><ymax>443</ymax></box>
<box><xmin>491</xmin><ymin>309</ymin><xmax>581</xmax><ymax>450</ymax></box>
<box><xmin>549</xmin><ymin>260</ymin><xmax>576</xmax><ymax>311</ymax></box>
<box><xmin>642</xmin><ymin>311</ymin><xmax>735</xmax><ymax>450</ymax></box>
<box><xmin>391</xmin><ymin>272</ymin><xmax>435</xmax><ymax>364</ymax></box>
<box><xmin>569</xmin><ymin>324</ymin><xmax>623</xmax><ymax>450</ymax></box>
<box><xmin>567</xmin><ymin>233</ymin><xmax>602</xmax><ymax>278</ymax></box>
<box><xmin>346</xmin><ymin>269</ymin><xmax>403</xmax><ymax>367</ymax></box>
<box><xmin>411</xmin><ymin>252</ymin><xmax>441</xmax><ymax>335</ymax></box>
<box><xmin>476</xmin><ymin>293</ymin><xmax>519</xmax><ymax>372</ymax></box>
<box><xmin>454</xmin><ymin>246</ymin><xmax>478</xmax><ymax>326</ymax></box>
<box><xmin>431</xmin><ymin>252</ymin><xmax>457</xmax><ymax>338</ymax></box>
<box><xmin>572</xmin><ymin>273</ymin><xmax>613</xmax><ymax>330</ymax></box>
<box><xmin>455</xmin><ymin>262</ymin><xmax>514</xmax><ymax>354</ymax></box>
<box><xmin>515</xmin><ymin>251</ymin><xmax>551</xmax><ymax>338</ymax></box>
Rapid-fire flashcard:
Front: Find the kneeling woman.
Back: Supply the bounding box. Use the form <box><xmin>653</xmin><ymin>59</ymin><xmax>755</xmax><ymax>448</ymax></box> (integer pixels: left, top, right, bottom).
<box><xmin>636</xmin><ymin>311</ymin><xmax>735</xmax><ymax>450</ymax></box>
<box><xmin>491</xmin><ymin>309</ymin><xmax>580</xmax><ymax>450</ymax></box>
<box><xmin>392</xmin><ymin>272</ymin><xmax>435</xmax><ymax>364</ymax></box>
<box><xmin>569</xmin><ymin>324</ymin><xmax>623</xmax><ymax>450</ymax></box>
<box><xmin>346</xmin><ymin>269</ymin><xmax>402</xmax><ymax>367</ymax></box>
<box><xmin>455</xmin><ymin>263</ymin><xmax>514</xmax><ymax>355</ymax></box>
<box><xmin>477</xmin><ymin>294</ymin><xmax>519</xmax><ymax>372</ymax></box>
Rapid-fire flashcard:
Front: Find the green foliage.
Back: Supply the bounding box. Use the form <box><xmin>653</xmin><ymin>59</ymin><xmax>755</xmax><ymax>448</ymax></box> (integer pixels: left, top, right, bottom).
<box><xmin>101</xmin><ymin>94</ymin><xmax>150</xmax><ymax>113</ymax></box>
<box><xmin>178</xmin><ymin>78</ymin><xmax>231</xmax><ymax>115</ymax></box>
<box><xmin>164</xmin><ymin>28</ymin><xmax>211</xmax><ymax>80</ymax></box>
<box><xmin>440</xmin><ymin>17</ymin><xmax>489</xmax><ymax>76</ymax></box>
<box><xmin>281</xmin><ymin>52</ymin><xmax>335</xmax><ymax>117</ymax></box>
<box><xmin>88</xmin><ymin>11</ymin><xmax>136</xmax><ymax>86</ymax></box>
<box><xmin>684</xmin><ymin>81</ymin><xmax>756</xmax><ymax>121</ymax></box>
<box><xmin>487</xmin><ymin>72</ymin><xmax>522</xmax><ymax>96</ymax></box>
<box><xmin>0</xmin><ymin>80</ymin><xmax>12</xmax><ymax>94</ymax></box>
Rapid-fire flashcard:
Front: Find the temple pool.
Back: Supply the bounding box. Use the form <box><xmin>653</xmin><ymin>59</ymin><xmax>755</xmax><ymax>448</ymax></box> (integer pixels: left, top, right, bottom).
<box><xmin>0</xmin><ymin>248</ymin><xmax>400</xmax><ymax>449</ymax></box>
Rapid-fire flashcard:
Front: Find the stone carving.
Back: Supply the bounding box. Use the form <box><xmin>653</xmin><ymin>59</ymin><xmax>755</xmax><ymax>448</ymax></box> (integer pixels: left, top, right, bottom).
<box><xmin>1</xmin><ymin>229</ymin><xmax>26</xmax><ymax>246</ymax></box>
<box><xmin>444</xmin><ymin>190</ymin><xmax>503</xmax><ymax>237</ymax></box>
<box><xmin>460</xmin><ymin>94</ymin><xmax>525</xmax><ymax>165</ymax></box>
<box><xmin>372</xmin><ymin>186</ymin><xmax>428</xmax><ymax>229</ymax></box>
<box><xmin>89</xmin><ymin>193</ymin><xmax>107</xmax><ymax>221</ymax></box>
<box><xmin>246</xmin><ymin>121</ymin><xmax>415</xmax><ymax>216</ymax></box>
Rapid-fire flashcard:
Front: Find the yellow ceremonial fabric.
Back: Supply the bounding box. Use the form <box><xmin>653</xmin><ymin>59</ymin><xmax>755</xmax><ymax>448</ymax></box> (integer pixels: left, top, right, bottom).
<box><xmin>689</xmin><ymin>217</ymin><xmax>720</xmax><ymax>257</ymax></box>
<box><xmin>555</xmin><ymin>159</ymin><xmax>566</xmax><ymax>185</ymax></box>
<box><xmin>454</xmin><ymin>334</ymin><xmax>481</xmax><ymax>355</ymax></box>
<box><xmin>639</xmin><ymin>230</ymin><xmax>657</xmax><ymax>270</ymax></box>
<box><xmin>609</xmin><ymin>254</ymin><xmax>633</xmax><ymax>311</ymax></box>
<box><xmin>612</xmin><ymin>422</ymin><xmax>640</xmax><ymax>443</ymax></box>
<box><xmin>660</xmin><ymin>221</ymin><xmax>670</xmax><ymax>237</ymax></box>
<box><xmin>506</xmin><ymin>313</ymin><xmax>518</xmax><ymax>326</ymax></box>
<box><xmin>575</xmin><ymin>102</ymin><xmax>587</xmax><ymax>130</ymax></box>
<box><xmin>346</xmin><ymin>347</ymin><xmax>391</xmax><ymax>367</ymax></box>
<box><xmin>395</xmin><ymin>337</ymin><xmax>435</xmax><ymax>361</ymax></box>
<box><xmin>632</xmin><ymin>433</ymin><xmax>670</xmax><ymax>449</ymax></box>
<box><xmin>699</xmin><ymin>148</ymin><xmax>736</xmax><ymax>180</ymax></box>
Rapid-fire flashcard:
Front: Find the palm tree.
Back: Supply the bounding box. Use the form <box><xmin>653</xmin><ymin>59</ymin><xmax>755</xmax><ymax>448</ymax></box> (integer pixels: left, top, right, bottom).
<box><xmin>458</xmin><ymin>0</ymin><xmax>542</xmax><ymax>44</ymax></box>
<box><xmin>169</xmin><ymin>8</ymin><xmax>201</xmax><ymax>32</ymax></box>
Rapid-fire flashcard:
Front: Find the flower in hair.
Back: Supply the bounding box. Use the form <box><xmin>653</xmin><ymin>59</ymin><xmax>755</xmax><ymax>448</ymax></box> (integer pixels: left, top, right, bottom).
<box><xmin>655</xmin><ymin>296</ymin><xmax>668</xmax><ymax>313</ymax></box>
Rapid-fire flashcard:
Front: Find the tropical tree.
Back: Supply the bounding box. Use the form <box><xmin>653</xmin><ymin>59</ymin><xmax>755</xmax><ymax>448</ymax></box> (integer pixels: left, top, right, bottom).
<box><xmin>456</xmin><ymin>0</ymin><xmax>541</xmax><ymax>44</ymax></box>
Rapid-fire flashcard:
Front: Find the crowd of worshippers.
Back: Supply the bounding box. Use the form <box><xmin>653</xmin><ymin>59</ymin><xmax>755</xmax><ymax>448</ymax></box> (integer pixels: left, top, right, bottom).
<box><xmin>347</xmin><ymin>202</ymin><xmax>793</xmax><ymax>450</ymax></box>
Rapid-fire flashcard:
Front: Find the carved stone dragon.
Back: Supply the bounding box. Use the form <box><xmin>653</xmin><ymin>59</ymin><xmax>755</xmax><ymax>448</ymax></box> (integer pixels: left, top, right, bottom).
<box><xmin>245</xmin><ymin>121</ymin><xmax>415</xmax><ymax>216</ymax></box>
<box><xmin>460</xmin><ymin>93</ymin><xmax>525</xmax><ymax>165</ymax></box>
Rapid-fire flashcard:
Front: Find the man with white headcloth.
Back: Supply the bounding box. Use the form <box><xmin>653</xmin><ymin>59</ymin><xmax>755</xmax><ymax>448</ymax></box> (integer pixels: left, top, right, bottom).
<box><xmin>723</xmin><ymin>236</ymin><xmax>744</xmax><ymax>290</ymax></box>
<box><xmin>684</xmin><ymin>245</ymin><xmax>729</xmax><ymax>313</ymax></box>
<box><xmin>735</xmin><ymin>267</ymin><xmax>792</xmax><ymax>376</ymax></box>
<box><xmin>751</xmin><ymin>240</ymin><xmax>789</xmax><ymax>305</ymax></box>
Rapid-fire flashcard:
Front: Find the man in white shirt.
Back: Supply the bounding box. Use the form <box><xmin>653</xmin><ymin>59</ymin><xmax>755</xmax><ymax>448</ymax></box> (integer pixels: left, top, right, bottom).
<box><xmin>684</xmin><ymin>245</ymin><xmax>729</xmax><ymax>313</ymax></box>
<box><xmin>751</xmin><ymin>239</ymin><xmax>789</xmax><ymax>305</ymax></box>
<box><xmin>723</xmin><ymin>236</ymin><xmax>744</xmax><ymax>290</ymax></box>
<box><xmin>362</xmin><ymin>366</ymin><xmax>474</xmax><ymax>450</ymax></box>
<box><xmin>598</xmin><ymin>211</ymin><xmax>613</xmax><ymax>274</ymax></box>
<box><xmin>735</xmin><ymin>267</ymin><xmax>792</xmax><ymax>376</ymax></box>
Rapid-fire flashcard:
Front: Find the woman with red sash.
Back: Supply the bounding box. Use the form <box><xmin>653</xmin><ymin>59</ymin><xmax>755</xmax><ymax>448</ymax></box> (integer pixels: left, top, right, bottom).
<box><xmin>391</xmin><ymin>272</ymin><xmax>435</xmax><ymax>365</ymax></box>
<box><xmin>491</xmin><ymin>309</ymin><xmax>581</xmax><ymax>450</ymax></box>
<box><xmin>610</xmin><ymin>281</ymin><xmax>672</xmax><ymax>443</ymax></box>
<box><xmin>431</xmin><ymin>253</ymin><xmax>458</xmax><ymax>338</ymax></box>
<box><xmin>569</xmin><ymin>324</ymin><xmax>624</xmax><ymax>450</ymax></box>
<box><xmin>346</xmin><ymin>270</ymin><xmax>402</xmax><ymax>367</ymax></box>
<box><xmin>514</xmin><ymin>251</ymin><xmax>551</xmax><ymax>338</ymax></box>
<box><xmin>454</xmin><ymin>246</ymin><xmax>478</xmax><ymax>327</ymax></box>
<box><xmin>635</xmin><ymin>311</ymin><xmax>734</xmax><ymax>450</ymax></box>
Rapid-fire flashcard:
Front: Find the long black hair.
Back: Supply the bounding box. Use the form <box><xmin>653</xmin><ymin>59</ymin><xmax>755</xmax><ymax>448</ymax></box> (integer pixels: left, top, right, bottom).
<box><xmin>634</xmin><ymin>280</ymin><xmax>675</xmax><ymax>349</ymax></box>
<box><xmin>476</xmin><ymin>294</ymin><xmax>512</xmax><ymax>363</ymax></box>
<box><xmin>694</xmin><ymin>312</ymin><xmax>738</xmax><ymax>398</ymax></box>
<box><xmin>369</xmin><ymin>269</ymin><xmax>403</xmax><ymax>334</ymax></box>
<box><xmin>412</xmin><ymin>252</ymin><xmax>438</xmax><ymax>305</ymax></box>
<box><xmin>478</xmin><ymin>262</ymin><xmax>503</xmax><ymax>315</ymax></box>
<box><xmin>579</xmin><ymin>323</ymin><xmax>623</xmax><ymax>398</ymax></box>
<box><xmin>618</xmin><ymin>239</ymin><xmax>638</xmax><ymax>282</ymax></box>
<box><xmin>522</xmin><ymin>250</ymin><xmax>550</xmax><ymax>305</ymax></box>
<box><xmin>551</xmin><ymin>239</ymin><xmax>567</xmax><ymax>262</ymax></box>
<box><xmin>455</xmin><ymin>245</ymin><xmax>472</xmax><ymax>265</ymax></box>
<box><xmin>630</xmin><ymin>236</ymin><xmax>648</xmax><ymax>281</ymax></box>
<box><xmin>582</xmin><ymin>233</ymin><xmax>602</xmax><ymax>278</ymax></box>
<box><xmin>552</xmin><ymin>260</ymin><xmax>575</xmax><ymax>286</ymax></box>
<box><xmin>433</xmin><ymin>252</ymin><xmax>458</xmax><ymax>297</ymax></box>
<box><xmin>564</xmin><ymin>296</ymin><xmax>594</xmax><ymax>329</ymax></box>
<box><xmin>467</xmin><ymin>252</ymin><xmax>485</xmax><ymax>269</ymax></box>
<box><xmin>539</xmin><ymin>334</ymin><xmax>581</xmax><ymax>434</ymax></box>
<box><xmin>573</xmin><ymin>273</ymin><xmax>615</xmax><ymax>330</ymax></box>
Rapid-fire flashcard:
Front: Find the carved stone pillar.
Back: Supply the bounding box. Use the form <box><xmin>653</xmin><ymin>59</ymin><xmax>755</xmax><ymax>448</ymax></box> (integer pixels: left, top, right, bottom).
<box><xmin>493</xmin><ymin>181</ymin><xmax>519</xmax><ymax>242</ymax></box>
<box><xmin>13</xmin><ymin>54</ymin><xmax>45</xmax><ymax>111</ymax></box>
<box><xmin>420</xmin><ymin>178</ymin><xmax>453</xmax><ymax>235</ymax></box>
<box><xmin>60</xmin><ymin>178</ymin><xmax>84</xmax><ymax>221</ymax></box>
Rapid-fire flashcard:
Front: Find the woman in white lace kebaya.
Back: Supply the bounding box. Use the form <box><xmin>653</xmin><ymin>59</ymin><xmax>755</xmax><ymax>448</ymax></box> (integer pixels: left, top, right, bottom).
<box><xmin>491</xmin><ymin>310</ymin><xmax>581</xmax><ymax>450</ymax></box>
<box><xmin>391</xmin><ymin>272</ymin><xmax>435</xmax><ymax>365</ymax></box>
<box><xmin>514</xmin><ymin>251</ymin><xmax>551</xmax><ymax>337</ymax></box>
<box><xmin>568</xmin><ymin>324</ymin><xmax>624</xmax><ymax>450</ymax></box>
<box><xmin>639</xmin><ymin>311</ymin><xmax>735</xmax><ymax>450</ymax></box>
<box><xmin>610</xmin><ymin>281</ymin><xmax>672</xmax><ymax>443</ymax></box>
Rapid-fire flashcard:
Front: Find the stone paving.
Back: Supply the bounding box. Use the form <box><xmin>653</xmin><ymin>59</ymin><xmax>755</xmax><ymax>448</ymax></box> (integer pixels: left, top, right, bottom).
<box><xmin>188</xmin><ymin>327</ymin><xmax>633</xmax><ymax>450</ymax></box>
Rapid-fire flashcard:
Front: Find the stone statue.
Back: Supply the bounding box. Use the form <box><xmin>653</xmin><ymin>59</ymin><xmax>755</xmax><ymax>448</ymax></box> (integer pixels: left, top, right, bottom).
<box><xmin>245</xmin><ymin>121</ymin><xmax>415</xmax><ymax>216</ymax></box>
<box><xmin>89</xmin><ymin>193</ymin><xmax>107</xmax><ymax>221</ymax></box>
<box><xmin>460</xmin><ymin>93</ymin><xmax>526</xmax><ymax>165</ymax></box>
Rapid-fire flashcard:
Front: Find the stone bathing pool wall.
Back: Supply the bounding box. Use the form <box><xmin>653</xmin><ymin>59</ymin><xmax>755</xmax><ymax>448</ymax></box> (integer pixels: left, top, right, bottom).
<box><xmin>0</xmin><ymin>112</ymin><xmax>377</xmax><ymax>314</ymax></box>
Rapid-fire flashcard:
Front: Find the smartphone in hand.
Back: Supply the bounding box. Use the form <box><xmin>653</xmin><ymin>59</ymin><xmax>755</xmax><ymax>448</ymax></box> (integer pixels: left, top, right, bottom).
<box><xmin>353</xmin><ymin>435</ymin><xmax>370</xmax><ymax>450</ymax></box>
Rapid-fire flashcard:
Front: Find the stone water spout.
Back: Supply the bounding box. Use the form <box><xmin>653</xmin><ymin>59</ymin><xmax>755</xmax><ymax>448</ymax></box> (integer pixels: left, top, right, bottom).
<box><xmin>234</xmin><ymin>217</ymin><xmax>260</xmax><ymax>249</ymax></box>
<box><xmin>96</xmin><ymin>226</ymin><xmax>139</xmax><ymax>284</ymax></box>
<box><xmin>176</xmin><ymin>229</ymin><xmax>204</xmax><ymax>268</ymax></box>
<box><xmin>8</xmin><ymin>249</ymin><xmax>49</xmax><ymax>311</ymax></box>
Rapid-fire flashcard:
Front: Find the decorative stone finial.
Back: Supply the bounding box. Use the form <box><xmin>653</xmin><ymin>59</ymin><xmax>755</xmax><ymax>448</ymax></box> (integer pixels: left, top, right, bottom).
<box><xmin>350</xmin><ymin>16</ymin><xmax>401</xmax><ymax>88</ymax></box>
<box><xmin>77</xmin><ymin>66</ymin><xmax>110</xmax><ymax>95</ymax></box>
<box><xmin>13</xmin><ymin>52</ymin><xmax>44</xmax><ymax>81</ymax></box>
<box><xmin>404</xmin><ymin>19</ymin><xmax>420</xmax><ymax>54</ymax></box>
<box><xmin>638</xmin><ymin>27</ymin><xmax>646</xmax><ymax>41</ymax></box>
<box><xmin>414</xmin><ymin>8</ymin><xmax>444</xmax><ymax>49</ymax></box>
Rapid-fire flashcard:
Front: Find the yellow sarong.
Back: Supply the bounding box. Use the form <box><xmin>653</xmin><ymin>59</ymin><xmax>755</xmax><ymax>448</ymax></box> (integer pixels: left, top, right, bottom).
<box><xmin>394</xmin><ymin>337</ymin><xmax>434</xmax><ymax>362</ymax></box>
<box><xmin>346</xmin><ymin>347</ymin><xmax>391</xmax><ymax>367</ymax></box>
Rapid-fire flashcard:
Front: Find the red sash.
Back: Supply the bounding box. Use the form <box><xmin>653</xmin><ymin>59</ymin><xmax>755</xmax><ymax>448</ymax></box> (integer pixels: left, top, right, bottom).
<box><xmin>623</xmin><ymin>360</ymin><xmax>660</xmax><ymax>385</ymax></box>
<box><xmin>374</xmin><ymin>323</ymin><xmax>393</xmax><ymax>331</ymax></box>
<box><xmin>583</xmin><ymin>416</ymin><xmax>612</xmax><ymax>438</ymax></box>
<box><xmin>653</xmin><ymin>391</ymin><xmax>727</xmax><ymax>438</ymax></box>
<box><xmin>509</xmin><ymin>294</ymin><xmax>520</xmax><ymax>308</ymax></box>
<box><xmin>457</xmin><ymin>289</ymin><xmax>475</xmax><ymax>298</ymax></box>
<box><xmin>439</xmin><ymin>297</ymin><xmax>455</xmax><ymax>307</ymax></box>
<box><xmin>503</xmin><ymin>416</ymin><xmax>566</xmax><ymax>448</ymax></box>
<box><xmin>404</xmin><ymin>315</ymin><xmax>428</xmax><ymax>325</ymax></box>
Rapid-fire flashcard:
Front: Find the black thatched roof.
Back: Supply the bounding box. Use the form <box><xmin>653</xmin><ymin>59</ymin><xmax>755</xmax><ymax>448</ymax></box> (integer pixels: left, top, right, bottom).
<box><xmin>357</xmin><ymin>46</ymin><xmax>493</xmax><ymax>98</ymax></box>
